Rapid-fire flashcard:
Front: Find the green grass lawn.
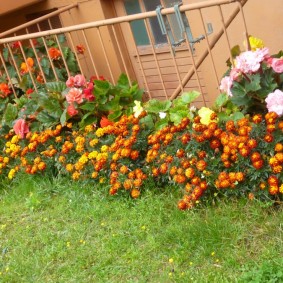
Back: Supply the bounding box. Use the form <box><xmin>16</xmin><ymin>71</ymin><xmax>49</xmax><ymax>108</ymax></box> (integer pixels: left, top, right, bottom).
<box><xmin>0</xmin><ymin>175</ymin><xmax>282</xmax><ymax>283</ymax></box>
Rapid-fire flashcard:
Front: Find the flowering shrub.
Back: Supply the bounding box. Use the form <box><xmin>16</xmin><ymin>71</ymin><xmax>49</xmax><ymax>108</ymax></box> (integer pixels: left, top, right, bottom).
<box><xmin>219</xmin><ymin>37</ymin><xmax>283</xmax><ymax>115</ymax></box>
<box><xmin>0</xmin><ymin>37</ymin><xmax>283</xmax><ymax>209</ymax></box>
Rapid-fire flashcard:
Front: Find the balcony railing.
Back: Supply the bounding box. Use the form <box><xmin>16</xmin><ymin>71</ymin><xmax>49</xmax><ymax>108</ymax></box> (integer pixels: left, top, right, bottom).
<box><xmin>0</xmin><ymin>0</ymin><xmax>249</xmax><ymax>105</ymax></box>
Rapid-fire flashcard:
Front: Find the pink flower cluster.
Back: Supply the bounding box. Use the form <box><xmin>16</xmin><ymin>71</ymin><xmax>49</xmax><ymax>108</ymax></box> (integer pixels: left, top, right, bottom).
<box><xmin>13</xmin><ymin>119</ymin><xmax>29</xmax><ymax>139</ymax></box>
<box><xmin>65</xmin><ymin>75</ymin><xmax>94</xmax><ymax>117</ymax></box>
<box><xmin>265</xmin><ymin>89</ymin><xmax>283</xmax><ymax>116</ymax></box>
<box><xmin>220</xmin><ymin>47</ymin><xmax>283</xmax><ymax>97</ymax></box>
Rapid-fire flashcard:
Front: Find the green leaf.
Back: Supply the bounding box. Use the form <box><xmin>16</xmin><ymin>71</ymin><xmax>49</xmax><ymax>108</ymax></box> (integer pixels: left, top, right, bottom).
<box><xmin>94</xmin><ymin>80</ymin><xmax>111</xmax><ymax>96</ymax></box>
<box><xmin>155</xmin><ymin>118</ymin><xmax>169</xmax><ymax>130</ymax></box>
<box><xmin>3</xmin><ymin>103</ymin><xmax>18</xmax><ymax>126</ymax></box>
<box><xmin>79</xmin><ymin>102</ymin><xmax>96</xmax><ymax>111</ymax></box>
<box><xmin>79</xmin><ymin>113</ymin><xmax>97</xmax><ymax>129</ymax></box>
<box><xmin>65</xmin><ymin>48</ymin><xmax>79</xmax><ymax>73</ymax></box>
<box><xmin>245</xmin><ymin>74</ymin><xmax>261</xmax><ymax>93</ymax></box>
<box><xmin>145</xmin><ymin>99</ymin><xmax>172</xmax><ymax>114</ymax></box>
<box><xmin>181</xmin><ymin>91</ymin><xmax>200</xmax><ymax>104</ymax></box>
<box><xmin>230</xmin><ymin>111</ymin><xmax>245</xmax><ymax>121</ymax></box>
<box><xmin>231</xmin><ymin>81</ymin><xmax>246</xmax><ymax>97</ymax></box>
<box><xmin>60</xmin><ymin>109</ymin><xmax>68</xmax><ymax>126</ymax></box>
<box><xmin>36</xmin><ymin>111</ymin><xmax>57</xmax><ymax>125</ymax></box>
<box><xmin>38</xmin><ymin>95</ymin><xmax>63</xmax><ymax>118</ymax></box>
<box><xmin>45</xmin><ymin>82</ymin><xmax>66</xmax><ymax>93</ymax></box>
<box><xmin>215</xmin><ymin>93</ymin><xmax>229</xmax><ymax>108</ymax></box>
<box><xmin>140</xmin><ymin>115</ymin><xmax>154</xmax><ymax>129</ymax></box>
<box><xmin>108</xmin><ymin>110</ymin><xmax>122</xmax><ymax>121</ymax></box>
<box><xmin>169</xmin><ymin>109</ymin><xmax>188</xmax><ymax>125</ymax></box>
<box><xmin>117</xmin><ymin>73</ymin><xmax>129</xmax><ymax>88</ymax></box>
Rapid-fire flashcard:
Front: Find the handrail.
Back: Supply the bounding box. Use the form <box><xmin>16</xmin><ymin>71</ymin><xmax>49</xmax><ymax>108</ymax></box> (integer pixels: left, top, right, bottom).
<box><xmin>0</xmin><ymin>0</ymin><xmax>241</xmax><ymax>44</ymax></box>
<box><xmin>0</xmin><ymin>3</ymin><xmax>78</xmax><ymax>38</ymax></box>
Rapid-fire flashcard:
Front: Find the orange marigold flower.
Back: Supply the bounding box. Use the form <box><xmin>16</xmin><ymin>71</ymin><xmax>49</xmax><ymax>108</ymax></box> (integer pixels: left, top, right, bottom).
<box><xmin>268</xmin><ymin>175</ymin><xmax>279</xmax><ymax>186</ymax></box>
<box><xmin>0</xmin><ymin>83</ymin><xmax>11</xmax><ymax>98</ymax></box>
<box><xmin>100</xmin><ymin>116</ymin><xmax>113</xmax><ymax>128</ymax></box>
<box><xmin>269</xmin><ymin>185</ymin><xmax>279</xmax><ymax>195</ymax></box>
<box><xmin>177</xmin><ymin>199</ymin><xmax>188</xmax><ymax>210</ymax></box>
<box><xmin>131</xmin><ymin>188</ymin><xmax>140</xmax><ymax>198</ymax></box>
<box><xmin>235</xmin><ymin>172</ymin><xmax>244</xmax><ymax>182</ymax></box>
<box><xmin>264</xmin><ymin>134</ymin><xmax>273</xmax><ymax>143</ymax></box>
<box><xmin>253</xmin><ymin>160</ymin><xmax>264</xmax><ymax>170</ymax></box>
<box><xmin>252</xmin><ymin>114</ymin><xmax>262</xmax><ymax>124</ymax></box>
<box><xmin>48</xmin><ymin>47</ymin><xmax>61</xmax><ymax>60</ymax></box>
<box><xmin>275</xmin><ymin>152</ymin><xmax>283</xmax><ymax>163</ymax></box>
<box><xmin>275</xmin><ymin>143</ymin><xmax>283</xmax><ymax>152</ymax></box>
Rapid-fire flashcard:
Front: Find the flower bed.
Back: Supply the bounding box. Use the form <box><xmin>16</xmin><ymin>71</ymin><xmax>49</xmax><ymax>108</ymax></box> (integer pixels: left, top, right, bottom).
<box><xmin>0</xmin><ymin>37</ymin><xmax>282</xmax><ymax>209</ymax></box>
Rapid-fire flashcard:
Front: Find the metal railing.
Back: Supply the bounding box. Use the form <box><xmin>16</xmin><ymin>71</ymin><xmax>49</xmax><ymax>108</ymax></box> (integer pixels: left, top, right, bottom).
<box><xmin>0</xmin><ymin>0</ymin><xmax>249</xmax><ymax>104</ymax></box>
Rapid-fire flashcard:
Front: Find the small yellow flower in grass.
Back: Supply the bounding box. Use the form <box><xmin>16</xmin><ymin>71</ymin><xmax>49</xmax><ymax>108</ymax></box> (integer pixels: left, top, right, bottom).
<box><xmin>1</xmin><ymin>224</ymin><xmax>7</xmax><ymax>230</ymax></box>
<box><xmin>66</xmin><ymin>241</ymin><xmax>71</xmax><ymax>247</ymax></box>
<box><xmin>79</xmin><ymin>239</ymin><xmax>86</xmax><ymax>245</ymax></box>
<box><xmin>169</xmin><ymin>258</ymin><xmax>174</xmax><ymax>263</ymax></box>
<box><xmin>100</xmin><ymin>222</ymin><xmax>105</xmax><ymax>226</ymax></box>
<box><xmin>99</xmin><ymin>177</ymin><xmax>105</xmax><ymax>184</ymax></box>
<box><xmin>141</xmin><ymin>225</ymin><xmax>146</xmax><ymax>230</ymax></box>
<box><xmin>215</xmin><ymin>259</ymin><xmax>220</xmax><ymax>263</ymax></box>
<box><xmin>189</xmin><ymin>262</ymin><xmax>193</xmax><ymax>265</ymax></box>
<box><xmin>211</xmin><ymin>251</ymin><xmax>215</xmax><ymax>256</ymax></box>
<box><xmin>168</xmin><ymin>272</ymin><xmax>173</xmax><ymax>277</ymax></box>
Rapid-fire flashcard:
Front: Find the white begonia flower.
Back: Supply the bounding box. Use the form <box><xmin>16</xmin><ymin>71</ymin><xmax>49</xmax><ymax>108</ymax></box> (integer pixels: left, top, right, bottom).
<box><xmin>133</xmin><ymin>100</ymin><xmax>144</xmax><ymax>118</ymax></box>
<box><xmin>190</xmin><ymin>106</ymin><xmax>197</xmax><ymax>112</ymax></box>
<box><xmin>159</xmin><ymin>112</ymin><xmax>167</xmax><ymax>119</ymax></box>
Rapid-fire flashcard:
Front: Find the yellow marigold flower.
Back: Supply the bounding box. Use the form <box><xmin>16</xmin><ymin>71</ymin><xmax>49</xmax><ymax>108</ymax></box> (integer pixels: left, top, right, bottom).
<box><xmin>75</xmin><ymin>145</ymin><xmax>84</xmax><ymax>153</ymax></box>
<box><xmin>34</xmin><ymin>157</ymin><xmax>41</xmax><ymax>164</ymax></box>
<box><xmin>66</xmin><ymin>122</ymin><xmax>72</xmax><ymax>128</ymax></box>
<box><xmin>91</xmin><ymin>171</ymin><xmax>98</xmax><ymax>179</ymax></box>
<box><xmin>88</xmin><ymin>151</ymin><xmax>98</xmax><ymax>159</ymax></box>
<box><xmin>78</xmin><ymin>155</ymin><xmax>88</xmax><ymax>164</ymax></box>
<box><xmin>66</xmin><ymin>163</ymin><xmax>74</xmax><ymax>172</ymax></box>
<box><xmin>8</xmin><ymin>169</ymin><xmax>16</xmax><ymax>179</ymax></box>
<box><xmin>5</xmin><ymin>141</ymin><xmax>11</xmax><ymax>147</ymax></box>
<box><xmin>198</xmin><ymin>107</ymin><xmax>218</xmax><ymax>126</ymax></box>
<box><xmin>11</xmin><ymin>135</ymin><xmax>19</xmax><ymax>144</ymax></box>
<box><xmin>99</xmin><ymin>177</ymin><xmax>105</xmax><ymax>183</ymax></box>
<box><xmin>5</xmin><ymin>148</ymin><xmax>11</xmax><ymax>154</ymax></box>
<box><xmin>75</xmin><ymin>136</ymin><xmax>85</xmax><ymax>145</ymax></box>
<box><xmin>55</xmin><ymin>136</ymin><xmax>63</xmax><ymax>143</ymax></box>
<box><xmin>58</xmin><ymin>156</ymin><xmax>66</xmax><ymax>163</ymax></box>
<box><xmin>279</xmin><ymin>184</ymin><xmax>283</xmax><ymax>194</ymax></box>
<box><xmin>249</xmin><ymin>36</ymin><xmax>264</xmax><ymax>51</ymax></box>
<box><xmin>85</xmin><ymin>125</ymin><xmax>94</xmax><ymax>133</ymax></box>
<box><xmin>95</xmin><ymin>128</ymin><xmax>105</xmax><ymax>138</ymax></box>
<box><xmin>75</xmin><ymin>162</ymin><xmax>84</xmax><ymax>171</ymax></box>
<box><xmin>3</xmin><ymin>157</ymin><xmax>9</xmax><ymax>164</ymax></box>
<box><xmin>89</xmin><ymin>139</ymin><xmax>99</xmax><ymax>147</ymax></box>
<box><xmin>72</xmin><ymin>171</ymin><xmax>80</xmax><ymax>180</ymax></box>
<box><xmin>101</xmin><ymin>145</ymin><xmax>109</xmax><ymax>153</ymax></box>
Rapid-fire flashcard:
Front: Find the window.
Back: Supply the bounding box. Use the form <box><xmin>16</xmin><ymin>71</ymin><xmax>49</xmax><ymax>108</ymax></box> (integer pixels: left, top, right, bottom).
<box><xmin>124</xmin><ymin>0</ymin><xmax>183</xmax><ymax>46</ymax></box>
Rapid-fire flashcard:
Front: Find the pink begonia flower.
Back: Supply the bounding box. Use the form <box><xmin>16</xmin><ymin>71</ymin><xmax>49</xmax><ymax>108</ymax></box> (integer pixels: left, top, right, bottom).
<box><xmin>66</xmin><ymin>74</ymin><xmax>86</xmax><ymax>88</ymax></box>
<box><xmin>229</xmin><ymin>68</ymin><xmax>241</xmax><ymax>81</ymax></box>
<box><xmin>67</xmin><ymin>104</ymin><xmax>78</xmax><ymax>117</ymax></box>
<box><xmin>265</xmin><ymin>89</ymin><xmax>283</xmax><ymax>116</ymax></box>
<box><xmin>220</xmin><ymin>76</ymin><xmax>233</xmax><ymax>96</ymax></box>
<box><xmin>74</xmin><ymin>74</ymin><xmax>86</xmax><ymax>87</ymax></box>
<box><xmin>271</xmin><ymin>58</ymin><xmax>283</xmax><ymax>73</ymax></box>
<box><xmin>83</xmin><ymin>82</ymin><xmax>95</xmax><ymax>101</ymax></box>
<box><xmin>235</xmin><ymin>47</ymin><xmax>270</xmax><ymax>74</ymax></box>
<box><xmin>66</xmin><ymin>76</ymin><xmax>75</xmax><ymax>88</ymax></box>
<box><xmin>66</xmin><ymin>88</ymin><xmax>84</xmax><ymax>104</ymax></box>
<box><xmin>13</xmin><ymin>119</ymin><xmax>29</xmax><ymax>139</ymax></box>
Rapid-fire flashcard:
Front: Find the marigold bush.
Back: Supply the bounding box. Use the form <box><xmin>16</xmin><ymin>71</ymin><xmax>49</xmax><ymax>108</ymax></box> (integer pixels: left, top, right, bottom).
<box><xmin>0</xmin><ymin>36</ymin><xmax>282</xmax><ymax>209</ymax></box>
